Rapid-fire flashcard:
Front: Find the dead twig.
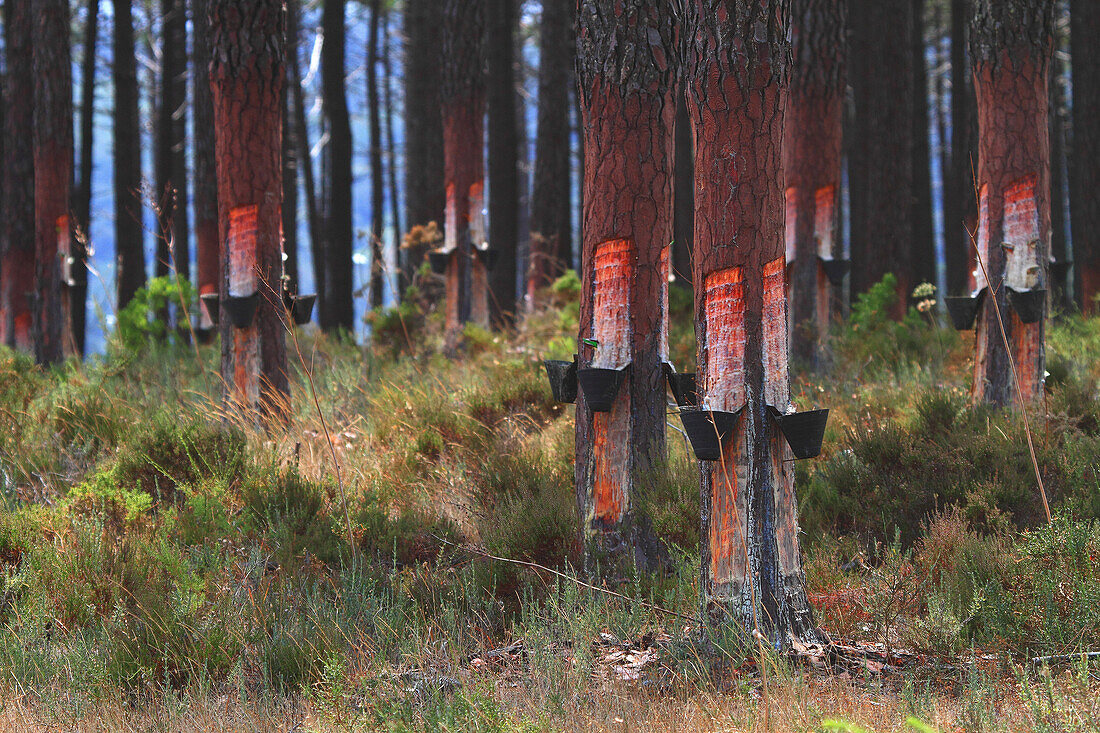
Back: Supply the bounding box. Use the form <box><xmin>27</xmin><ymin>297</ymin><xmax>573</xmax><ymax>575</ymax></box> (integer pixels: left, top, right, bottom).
<box><xmin>432</xmin><ymin>534</ymin><xmax>703</xmax><ymax>625</ymax></box>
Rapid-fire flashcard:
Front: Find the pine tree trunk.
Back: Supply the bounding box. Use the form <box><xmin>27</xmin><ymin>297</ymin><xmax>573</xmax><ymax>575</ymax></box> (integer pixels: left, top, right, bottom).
<box><xmin>946</xmin><ymin>0</ymin><xmax>977</xmax><ymax>296</ymax></box>
<box><xmin>404</xmin><ymin>0</ymin><xmax>445</xmax><ymax>282</ymax></box>
<box><xmin>441</xmin><ymin>0</ymin><xmax>486</xmax><ymax>346</ymax></box>
<box><xmin>1071</xmin><ymin>0</ymin><xmax>1100</xmax><ymax>307</ymax></box>
<box><xmin>287</xmin><ymin>0</ymin><xmax>322</xmax><ymax>306</ymax></box>
<box><xmin>849</xmin><ymin>0</ymin><xmax>915</xmax><ymax>311</ymax></box>
<box><xmin>2</xmin><ymin>0</ymin><xmax>36</xmax><ymax>351</ymax></box>
<box><xmin>1049</xmin><ymin>36</ymin><xmax>1070</xmax><ymax>309</ymax></box>
<box><xmin>193</xmin><ymin>0</ymin><xmax>219</xmax><ymax>334</ymax></box>
<box><xmin>575</xmin><ymin>0</ymin><xmax>674</xmax><ymax>571</ymax></box>
<box><xmin>366</xmin><ymin>0</ymin><xmax>385</xmax><ymax>309</ymax></box>
<box><xmin>209</xmin><ymin>0</ymin><xmax>289</xmax><ymax>418</ymax></box>
<box><xmin>155</xmin><ymin>0</ymin><xmax>189</xmax><ymax>280</ymax></box>
<box><xmin>382</xmin><ymin>10</ymin><xmax>403</xmax><ymax>298</ymax></box>
<box><xmin>785</xmin><ymin>0</ymin><xmax>846</xmax><ymax>365</ymax></box>
<box><xmin>486</xmin><ymin>0</ymin><xmax>519</xmax><ymax>326</ymax></box>
<box><xmin>114</xmin><ymin>0</ymin><xmax>145</xmax><ymax>310</ymax></box>
<box><xmin>282</xmin><ymin>69</ymin><xmax>299</xmax><ymax>294</ymax></box>
<box><xmin>912</xmin><ymin>0</ymin><xmax>936</xmax><ymax>290</ymax></box>
<box><xmin>33</xmin><ymin>0</ymin><xmax>74</xmax><ymax>364</ymax></box>
<box><xmin>529</xmin><ymin>0</ymin><xmax>574</xmax><ymax>304</ymax></box>
<box><xmin>321</xmin><ymin>0</ymin><xmax>354</xmax><ymax>332</ymax></box>
<box><xmin>684</xmin><ymin>0</ymin><xmax>822</xmax><ymax>645</ymax></box>
<box><xmin>73</xmin><ymin>0</ymin><xmax>98</xmax><ymax>356</ymax></box>
<box><xmin>969</xmin><ymin>0</ymin><xmax>1053</xmax><ymax>407</ymax></box>
<box><xmin>673</xmin><ymin>87</ymin><xmax>694</xmax><ymax>291</ymax></box>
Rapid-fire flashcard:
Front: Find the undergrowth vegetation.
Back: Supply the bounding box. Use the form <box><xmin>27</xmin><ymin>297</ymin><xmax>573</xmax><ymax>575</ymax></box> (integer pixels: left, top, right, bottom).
<box><xmin>0</xmin><ymin>274</ymin><xmax>1098</xmax><ymax>730</ymax></box>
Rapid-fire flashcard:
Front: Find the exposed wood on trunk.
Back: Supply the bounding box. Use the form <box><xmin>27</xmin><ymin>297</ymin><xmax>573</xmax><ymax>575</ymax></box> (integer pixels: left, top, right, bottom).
<box><xmin>575</xmin><ymin>0</ymin><xmax>675</xmax><ymax>571</ymax></box>
<box><xmin>209</xmin><ymin>0</ymin><xmax>289</xmax><ymax>418</ymax></box>
<box><xmin>2</xmin><ymin>0</ymin><xmax>36</xmax><ymax>351</ymax></box>
<box><xmin>969</xmin><ymin>0</ymin><xmax>1053</xmax><ymax>407</ymax></box>
<box><xmin>785</xmin><ymin>0</ymin><xmax>846</xmax><ymax>365</ymax></box>
<box><xmin>849</xmin><ymin>0</ymin><xmax>915</xmax><ymax>311</ymax></box>
<box><xmin>33</xmin><ymin>0</ymin><xmax>74</xmax><ymax>364</ymax></box>
<box><xmin>683</xmin><ymin>0</ymin><xmax>822</xmax><ymax>646</ymax></box>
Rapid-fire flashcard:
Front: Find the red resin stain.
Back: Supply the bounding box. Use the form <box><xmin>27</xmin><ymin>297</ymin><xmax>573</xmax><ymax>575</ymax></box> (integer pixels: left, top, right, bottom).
<box><xmin>590</xmin><ymin>239</ymin><xmax>633</xmax><ymax>526</ymax></box>
<box><xmin>710</xmin><ymin>452</ymin><xmax>744</xmax><ymax>586</ymax></box>
<box><xmin>1003</xmin><ymin>175</ymin><xmax>1039</xmax><ymax>245</ymax></box>
<box><xmin>227</xmin><ymin>205</ymin><xmax>260</xmax><ymax>406</ymax></box>
<box><xmin>784</xmin><ymin>187</ymin><xmax>797</xmax><ymax>264</ymax></box>
<box><xmin>228</xmin><ymin>205</ymin><xmax>259</xmax><ymax>296</ymax></box>
<box><xmin>704</xmin><ymin>267</ymin><xmax>745</xmax><ymax>412</ymax></box>
<box><xmin>813</xmin><ymin>186</ymin><xmax>835</xmax><ymax>258</ymax></box>
<box><xmin>592</xmin><ymin>410</ymin><xmax>626</xmax><ymax>525</ymax></box>
<box><xmin>762</xmin><ymin>257</ymin><xmax>789</xmax><ymax>407</ymax></box>
<box><xmin>592</xmin><ymin>239</ymin><xmax>633</xmax><ymax>368</ymax></box>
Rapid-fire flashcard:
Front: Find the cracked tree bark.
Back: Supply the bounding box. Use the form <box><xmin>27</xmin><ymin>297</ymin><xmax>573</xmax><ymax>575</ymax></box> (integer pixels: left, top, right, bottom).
<box><xmin>575</xmin><ymin>0</ymin><xmax>674</xmax><ymax>571</ymax></box>
<box><xmin>1071</xmin><ymin>0</ymin><xmax>1100</xmax><ymax>308</ymax></box>
<box><xmin>2</xmin><ymin>0</ymin><xmax>36</xmax><ymax>351</ymax></box>
<box><xmin>784</xmin><ymin>0</ymin><xmax>846</xmax><ymax>365</ymax></box>
<box><xmin>209</xmin><ymin>0</ymin><xmax>289</xmax><ymax>419</ymax></box>
<box><xmin>33</xmin><ymin>0</ymin><xmax>74</xmax><ymax>364</ymax></box>
<box><xmin>969</xmin><ymin>0</ymin><xmax>1053</xmax><ymax>407</ymax></box>
<box><xmin>684</xmin><ymin>0</ymin><xmax>822</xmax><ymax>645</ymax></box>
<box><xmin>441</xmin><ymin>0</ymin><xmax>487</xmax><ymax>348</ymax></box>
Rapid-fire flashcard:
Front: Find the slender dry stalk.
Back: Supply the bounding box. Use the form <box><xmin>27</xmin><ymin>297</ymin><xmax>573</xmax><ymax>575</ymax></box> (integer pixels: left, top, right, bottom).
<box><xmin>965</xmin><ymin>165</ymin><xmax>1052</xmax><ymax>524</ymax></box>
<box><xmin>277</xmin><ymin>278</ymin><xmax>359</xmax><ymax>563</ymax></box>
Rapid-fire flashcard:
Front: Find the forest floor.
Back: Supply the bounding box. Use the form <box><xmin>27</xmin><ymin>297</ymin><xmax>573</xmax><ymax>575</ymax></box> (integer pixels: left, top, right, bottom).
<box><xmin>1</xmin><ymin>273</ymin><xmax>1099</xmax><ymax>731</ymax></box>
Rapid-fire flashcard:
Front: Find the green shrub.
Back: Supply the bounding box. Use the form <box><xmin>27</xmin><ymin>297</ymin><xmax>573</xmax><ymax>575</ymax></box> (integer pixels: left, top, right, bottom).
<box><xmin>114</xmin><ymin>275</ymin><xmax>197</xmax><ymax>351</ymax></box>
<box><xmin>241</xmin><ymin>466</ymin><xmax>341</xmax><ymax>566</ymax></box>
<box><xmin>354</xmin><ymin>494</ymin><xmax>459</xmax><ymax>567</ymax></box>
<box><xmin>479</xmin><ymin>448</ymin><xmax>578</xmax><ymax>592</ymax></box>
<box><xmin>111</xmin><ymin>417</ymin><xmax>246</xmax><ymax>506</ymax></box>
<box><xmin>366</xmin><ymin>289</ymin><xmax>426</xmax><ymax>356</ymax></box>
<box><xmin>969</xmin><ymin>518</ymin><xmax>1100</xmax><ymax>653</ymax></box>
<box><xmin>465</xmin><ymin>362</ymin><xmax>554</xmax><ymax>426</ymax></box>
